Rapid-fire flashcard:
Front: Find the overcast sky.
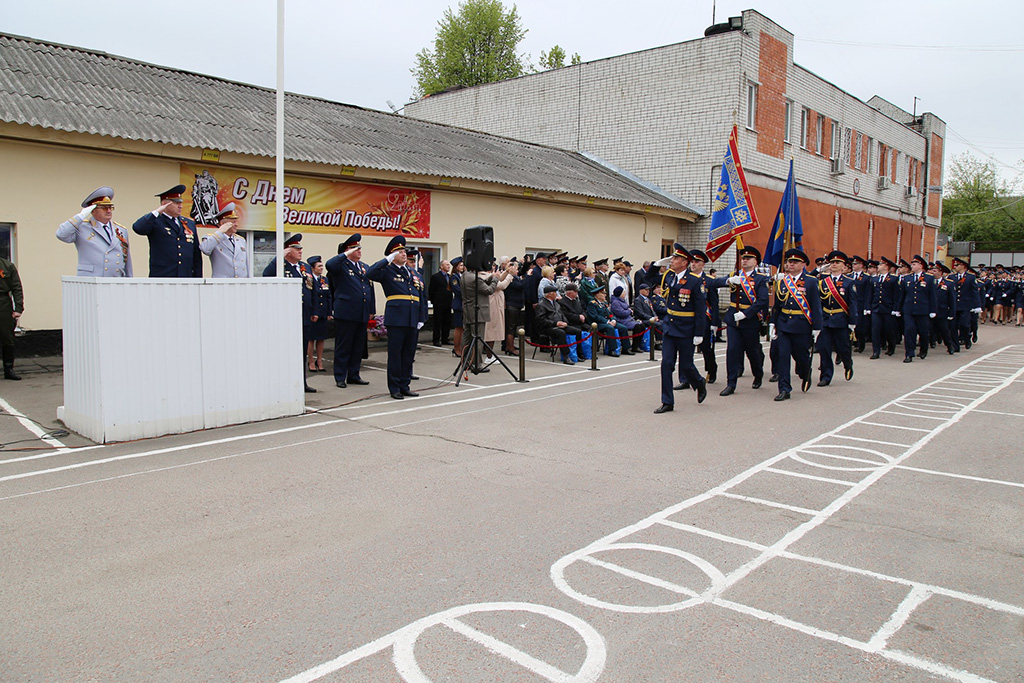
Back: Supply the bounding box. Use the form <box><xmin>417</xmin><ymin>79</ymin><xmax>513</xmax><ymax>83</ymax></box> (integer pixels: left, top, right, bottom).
<box><xmin>6</xmin><ymin>0</ymin><xmax>1023</xmax><ymax>187</ymax></box>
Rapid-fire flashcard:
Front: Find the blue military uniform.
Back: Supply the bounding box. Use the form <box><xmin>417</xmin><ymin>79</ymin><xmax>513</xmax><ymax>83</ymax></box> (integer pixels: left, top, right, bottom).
<box><xmin>815</xmin><ymin>251</ymin><xmax>858</xmax><ymax>385</ymax></box>
<box><xmin>690</xmin><ymin>249</ymin><xmax>719</xmax><ymax>384</ymax></box>
<box><xmin>932</xmin><ymin>263</ymin><xmax>957</xmax><ymax>354</ymax></box>
<box><xmin>655</xmin><ymin>244</ymin><xmax>707</xmax><ymax>413</ymax></box>
<box><xmin>199</xmin><ymin>203</ymin><xmax>250</xmax><ymax>278</ymax></box>
<box><xmin>770</xmin><ymin>249</ymin><xmax>822</xmax><ymax>400</ymax></box>
<box><xmin>261</xmin><ymin>233</ymin><xmax>317</xmax><ymax>393</ymax></box>
<box><xmin>132</xmin><ymin>184</ymin><xmax>203</xmax><ymax>277</ymax></box>
<box><xmin>711</xmin><ymin>245</ymin><xmax>769</xmax><ymax>395</ymax></box>
<box><xmin>870</xmin><ymin>258</ymin><xmax>900</xmax><ymax>358</ymax></box>
<box><xmin>849</xmin><ymin>255</ymin><xmax>873</xmax><ymax>352</ymax></box>
<box><xmin>366</xmin><ymin>235</ymin><xmax>421</xmax><ymax>399</ymax></box>
<box><xmin>951</xmin><ymin>257</ymin><xmax>980</xmax><ymax>349</ymax></box>
<box><xmin>326</xmin><ymin>234</ymin><xmax>375</xmax><ymax>387</ymax></box>
<box><xmin>900</xmin><ymin>255</ymin><xmax>938</xmax><ymax>362</ymax></box>
<box><xmin>56</xmin><ymin>187</ymin><xmax>133</xmax><ymax>277</ymax></box>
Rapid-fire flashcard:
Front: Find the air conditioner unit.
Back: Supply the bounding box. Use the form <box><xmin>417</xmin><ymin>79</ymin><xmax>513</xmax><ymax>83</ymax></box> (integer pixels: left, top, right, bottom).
<box><xmin>877</xmin><ymin>176</ymin><xmax>891</xmax><ymax>190</ymax></box>
<box><xmin>830</xmin><ymin>157</ymin><xmax>845</xmax><ymax>175</ymax></box>
<box><xmin>905</xmin><ymin>185</ymin><xmax>917</xmax><ymax>197</ymax></box>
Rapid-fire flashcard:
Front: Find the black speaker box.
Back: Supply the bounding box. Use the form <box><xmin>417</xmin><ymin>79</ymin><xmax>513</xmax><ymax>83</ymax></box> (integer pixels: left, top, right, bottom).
<box><xmin>462</xmin><ymin>225</ymin><xmax>494</xmax><ymax>271</ymax></box>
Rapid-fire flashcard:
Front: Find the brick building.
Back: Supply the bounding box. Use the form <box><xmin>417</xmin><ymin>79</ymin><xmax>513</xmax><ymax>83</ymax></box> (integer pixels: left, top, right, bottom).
<box><xmin>405</xmin><ymin>10</ymin><xmax>945</xmax><ymax>264</ymax></box>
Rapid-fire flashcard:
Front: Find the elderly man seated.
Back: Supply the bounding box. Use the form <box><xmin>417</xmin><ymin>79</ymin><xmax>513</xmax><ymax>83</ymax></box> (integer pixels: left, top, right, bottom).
<box><xmin>585</xmin><ymin>288</ymin><xmax>628</xmax><ymax>357</ymax></box>
<box><xmin>535</xmin><ymin>284</ymin><xmax>583</xmax><ymax>364</ymax></box>
<box><xmin>558</xmin><ymin>282</ymin><xmax>588</xmax><ymax>327</ymax></box>
<box><xmin>611</xmin><ymin>286</ymin><xmax>646</xmax><ymax>355</ymax></box>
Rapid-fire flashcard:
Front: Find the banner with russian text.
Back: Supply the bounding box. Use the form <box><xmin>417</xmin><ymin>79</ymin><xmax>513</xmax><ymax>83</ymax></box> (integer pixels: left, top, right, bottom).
<box><xmin>180</xmin><ymin>164</ymin><xmax>430</xmax><ymax>238</ymax></box>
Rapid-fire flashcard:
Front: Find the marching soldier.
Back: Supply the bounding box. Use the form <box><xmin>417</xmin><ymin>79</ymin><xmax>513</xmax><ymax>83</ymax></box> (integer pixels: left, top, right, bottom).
<box><xmin>931</xmin><ymin>261</ymin><xmax>957</xmax><ymax>354</ymax></box>
<box><xmin>769</xmin><ymin>248</ymin><xmax>822</xmax><ymax>401</ymax></box>
<box><xmin>712</xmin><ymin>245</ymin><xmax>769</xmax><ymax>397</ymax></box>
<box><xmin>688</xmin><ymin>249</ymin><xmax>719</xmax><ymax>385</ymax></box>
<box><xmin>816</xmin><ymin>250</ymin><xmax>857</xmax><ymax>386</ymax></box>
<box><xmin>326</xmin><ymin>234</ymin><xmax>375</xmax><ymax>388</ymax></box>
<box><xmin>900</xmin><ymin>255</ymin><xmax>937</xmax><ymax>363</ymax></box>
<box><xmin>870</xmin><ymin>256</ymin><xmax>900</xmax><ymax>359</ymax></box>
<box><xmin>56</xmin><ymin>187</ymin><xmax>133</xmax><ymax>277</ymax></box>
<box><xmin>654</xmin><ymin>244</ymin><xmax>707</xmax><ymax>413</ymax></box>
<box><xmin>199</xmin><ymin>203</ymin><xmax>250</xmax><ymax>278</ymax></box>
<box><xmin>849</xmin><ymin>255</ymin><xmax>872</xmax><ymax>353</ymax></box>
<box><xmin>0</xmin><ymin>254</ymin><xmax>24</xmax><ymax>380</ymax></box>
<box><xmin>951</xmin><ymin>256</ymin><xmax>981</xmax><ymax>350</ymax></box>
<box><xmin>366</xmin><ymin>235</ymin><xmax>421</xmax><ymax>400</ymax></box>
<box><xmin>132</xmin><ymin>184</ymin><xmax>203</xmax><ymax>277</ymax></box>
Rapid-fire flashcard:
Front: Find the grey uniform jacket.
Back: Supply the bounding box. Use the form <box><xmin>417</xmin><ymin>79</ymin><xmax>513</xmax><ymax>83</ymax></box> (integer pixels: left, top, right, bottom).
<box><xmin>461</xmin><ymin>270</ymin><xmax>498</xmax><ymax>324</ymax></box>
<box><xmin>200</xmin><ymin>232</ymin><xmax>250</xmax><ymax>278</ymax></box>
<box><xmin>56</xmin><ymin>215</ymin><xmax>133</xmax><ymax>277</ymax></box>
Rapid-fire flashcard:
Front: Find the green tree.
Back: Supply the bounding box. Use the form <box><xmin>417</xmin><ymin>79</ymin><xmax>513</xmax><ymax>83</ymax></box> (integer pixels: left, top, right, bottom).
<box><xmin>537</xmin><ymin>45</ymin><xmax>582</xmax><ymax>70</ymax></box>
<box><xmin>413</xmin><ymin>0</ymin><xmax>528</xmax><ymax>98</ymax></box>
<box><xmin>942</xmin><ymin>152</ymin><xmax>1023</xmax><ymax>244</ymax></box>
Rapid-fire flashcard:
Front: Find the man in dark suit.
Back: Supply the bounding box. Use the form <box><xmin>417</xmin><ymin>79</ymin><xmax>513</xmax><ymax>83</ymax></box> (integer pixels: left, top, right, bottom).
<box><xmin>770</xmin><ymin>248</ymin><xmax>822</xmax><ymax>401</ymax></box>
<box><xmin>132</xmin><ymin>184</ymin><xmax>203</xmax><ymax>277</ymax></box>
<box><xmin>559</xmin><ymin>282</ymin><xmax>588</xmax><ymax>328</ymax></box>
<box><xmin>535</xmin><ymin>284</ymin><xmax>582</xmax><ymax>365</ymax></box>
<box><xmin>326</xmin><ymin>233</ymin><xmax>375</xmax><ymax>388</ymax></box>
<box><xmin>900</xmin><ymin>254</ymin><xmax>938</xmax><ymax>363</ymax></box>
<box><xmin>428</xmin><ymin>259</ymin><xmax>454</xmax><ymax>346</ymax></box>
<box><xmin>870</xmin><ymin>257</ymin><xmax>900</xmax><ymax>359</ymax></box>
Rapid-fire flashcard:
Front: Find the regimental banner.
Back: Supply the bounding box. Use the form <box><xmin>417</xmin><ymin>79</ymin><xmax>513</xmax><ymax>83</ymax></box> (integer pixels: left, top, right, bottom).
<box><xmin>180</xmin><ymin>164</ymin><xmax>431</xmax><ymax>238</ymax></box>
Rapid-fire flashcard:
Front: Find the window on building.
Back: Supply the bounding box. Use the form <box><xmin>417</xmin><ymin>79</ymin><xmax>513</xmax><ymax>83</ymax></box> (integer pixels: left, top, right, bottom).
<box><xmin>746</xmin><ymin>82</ymin><xmax>758</xmax><ymax>130</ymax></box>
<box><xmin>0</xmin><ymin>223</ymin><xmax>11</xmax><ymax>261</ymax></box>
<box><xmin>415</xmin><ymin>245</ymin><xmax>443</xmax><ymax>282</ymax></box>
<box><xmin>816</xmin><ymin>114</ymin><xmax>825</xmax><ymax>154</ymax></box>
<box><xmin>842</xmin><ymin>127</ymin><xmax>852</xmax><ymax>166</ymax></box>
<box><xmin>866</xmin><ymin>137</ymin><xmax>874</xmax><ymax>174</ymax></box>
<box><xmin>253</xmin><ymin>231</ymin><xmax>277</xmax><ymax>276</ymax></box>
<box><xmin>877</xmin><ymin>142</ymin><xmax>887</xmax><ymax>177</ymax></box>
<box><xmin>800</xmin><ymin>107</ymin><xmax>809</xmax><ymax>148</ymax></box>
<box><xmin>896</xmin><ymin>152</ymin><xmax>905</xmax><ymax>184</ymax></box>
<box><xmin>855</xmin><ymin>132</ymin><xmax>863</xmax><ymax>170</ymax></box>
<box><xmin>784</xmin><ymin>100</ymin><xmax>793</xmax><ymax>143</ymax></box>
<box><xmin>831</xmin><ymin>123</ymin><xmax>842</xmax><ymax>160</ymax></box>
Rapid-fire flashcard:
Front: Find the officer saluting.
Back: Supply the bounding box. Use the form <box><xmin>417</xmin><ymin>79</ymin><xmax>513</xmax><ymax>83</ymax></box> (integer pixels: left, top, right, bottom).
<box><xmin>769</xmin><ymin>248</ymin><xmax>822</xmax><ymax>401</ymax></box>
<box><xmin>815</xmin><ymin>250</ymin><xmax>857</xmax><ymax>386</ymax></box>
<box><xmin>57</xmin><ymin>187</ymin><xmax>133</xmax><ymax>277</ymax></box>
<box><xmin>366</xmin><ymin>235</ymin><xmax>421</xmax><ymax>400</ymax></box>
<box><xmin>199</xmin><ymin>203</ymin><xmax>250</xmax><ymax>278</ymax></box>
<box><xmin>132</xmin><ymin>184</ymin><xmax>203</xmax><ymax>277</ymax></box>
<box><xmin>326</xmin><ymin>234</ymin><xmax>375</xmax><ymax>388</ymax></box>
<box><xmin>654</xmin><ymin>244</ymin><xmax>707</xmax><ymax>414</ymax></box>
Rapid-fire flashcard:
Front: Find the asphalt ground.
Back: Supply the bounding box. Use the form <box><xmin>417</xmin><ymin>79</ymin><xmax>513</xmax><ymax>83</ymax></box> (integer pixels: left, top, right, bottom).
<box><xmin>1</xmin><ymin>325</ymin><xmax>1022</xmax><ymax>682</ymax></box>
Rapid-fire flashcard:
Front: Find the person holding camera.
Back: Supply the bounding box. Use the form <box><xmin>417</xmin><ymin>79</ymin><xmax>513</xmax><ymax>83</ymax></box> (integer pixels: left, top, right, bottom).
<box><xmin>461</xmin><ymin>258</ymin><xmax>508</xmax><ymax>372</ymax></box>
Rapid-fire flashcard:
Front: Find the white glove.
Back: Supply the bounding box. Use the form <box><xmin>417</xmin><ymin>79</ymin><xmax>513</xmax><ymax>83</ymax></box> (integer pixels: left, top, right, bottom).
<box><xmin>812</xmin><ymin>330</ymin><xmax>820</xmax><ymax>343</ymax></box>
<box><xmin>774</xmin><ymin>273</ymin><xmax>785</xmax><ymax>281</ymax></box>
<box><xmin>948</xmin><ymin>316</ymin><xmax>954</xmax><ymax>320</ymax></box>
<box><xmin>417</xmin><ymin>321</ymin><xmax>424</xmax><ymax>330</ymax></box>
<box><xmin>344</xmin><ymin>247</ymin><xmax>359</xmax><ymax>258</ymax></box>
<box><xmin>727</xmin><ymin>275</ymin><xmax>744</xmax><ymax>285</ymax></box>
<box><xmin>769</xmin><ymin>323</ymin><xmax>777</xmax><ymax>341</ymax></box>
<box><xmin>386</xmin><ymin>251</ymin><xmax>397</xmax><ymax>264</ymax></box>
<box><xmin>733</xmin><ymin>311</ymin><xmax>746</xmax><ymax>322</ymax></box>
<box><xmin>972</xmin><ymin>308</ymin><xmax>982</xmax><ymax>314</ymax></box>
<box><xmin>929</xmin><ymin>312</ymin><xmax>936</xmax><ymax>319</ymax></box>
<box><xmin>863</xmin><ymin>309</ymin><xmax>871</xmax><ymax>315</ymax></box>
<box><xmin>894</xmin><ymin>311</ymin><xmax>902</xmax><ymax>318</ymax></box>
<box><xmin>848</xmin><ymin>324</ymin><xmax>856</xmax><ymax>331</ymax></box>
<box><xmin>693</xmin><ymin>337</ymin><xmax>703</xmax><ymax>346</ymax></box>
<box><xmin>76</xmin><ymin>205</ymin><xmax>95</xmax><ymax>221</ymax></box>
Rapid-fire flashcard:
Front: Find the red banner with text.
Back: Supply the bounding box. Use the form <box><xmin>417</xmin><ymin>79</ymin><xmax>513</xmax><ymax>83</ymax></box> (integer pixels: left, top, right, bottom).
<box><xmin>180</xmin><ymin>164</ymin><xmax>430</xmax><ymax>238</ymax></box>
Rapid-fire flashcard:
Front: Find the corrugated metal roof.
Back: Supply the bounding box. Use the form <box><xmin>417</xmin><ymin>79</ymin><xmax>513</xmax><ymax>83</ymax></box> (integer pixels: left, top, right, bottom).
<box><xmin>0</xmin><ymin>33</ymin><xmax>705</xmax><ymax>216</ymax></box>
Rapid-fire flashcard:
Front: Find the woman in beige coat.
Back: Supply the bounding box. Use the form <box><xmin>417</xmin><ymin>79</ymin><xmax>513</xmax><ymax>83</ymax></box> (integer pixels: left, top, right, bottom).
<box><xmin>484</xmin><ymin>258</ymin><xmax>513</xmax><ymax>356</ymax></box>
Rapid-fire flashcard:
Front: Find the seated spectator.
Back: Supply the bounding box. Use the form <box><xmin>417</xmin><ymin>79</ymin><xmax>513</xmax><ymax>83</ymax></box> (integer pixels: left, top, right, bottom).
<box><xmin>578</xmin><ymin>266</ymin><xmax>601</xmax><ymax>308</ymax></box>
<box><xmin>611</xmin><ymin>285</ymin><xmax>646</xmax><ymax>354</ymax></box>
<box><xmin>535</xmin><ymin>284</ymin><xmax>582</xmax><ymax>365</ymax></box>
<box><xmin>585</xmin><ymin>288</ymin><xmax>629</xmax><ymax>357</ymax></box>
<box><xmin>537</xmin><ymin>265</ymin><xmax>556</xmax><ymax>302</ymax></box>
<box><xmin>633</xmin><ymin>282</ymin><xmax>662</xmax><ymax>343</ymax></box>
<box><xmin>559</xmin><ymin>282</ymin><xmax>588</xmax><ymax>328</ymax></box>
<box><xmin>651</xmin><ymin>285</ymin><xmax>668</xmax><ymax>319</ymax></box>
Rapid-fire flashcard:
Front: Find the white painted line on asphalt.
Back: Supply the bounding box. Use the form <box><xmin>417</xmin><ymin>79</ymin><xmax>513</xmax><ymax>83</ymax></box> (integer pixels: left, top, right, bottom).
<box><xmin>894</xmin><ymin>465</ymin><xmax>1024</xmax><ymax>489</ymax></box>
<box><xmin>865</xmin><ymin>586</ymin><xmax>932</xmax><ymax>652</ymax></box>
<box><xmin>0</xmin><ymin>397</ymin><xmax>70</xmax><ymax>452</ymax></box>
<box><xmin>716</xmin><ymin>492</ymin><xmax>821</xmax><ymax>516</ymax></box>
<box><xmin>972</xmin><ymin>409</ymin><xmax>1024</xmax><ymax>418</ymax></box>
<box><xmin>656</xmin><ymin>519</ymin><xmax>772</xmax><ymax>551</ymax></box>
<box><xmin>762</xmin><ymin>466</ymin><xmax>858</xmax><ymax>486</ymax></box>
<box><xmin>859</xmin><ymin>421</ymin><xmax>932</xmax><ymax>432</ymax></box>
<box><xmin>439</xmin><ymin>618</ymin><xmax>576</xmax><ymax>682</ymax></box>
<box><xmin>830</xmin><ymin>434</ymin><xmax>913</xmax><ymax>448</ymax></box>
<box><xmin>579</xmin><ymin>555</ymin><xmax>700</xmax><ymax>597</ymax></box>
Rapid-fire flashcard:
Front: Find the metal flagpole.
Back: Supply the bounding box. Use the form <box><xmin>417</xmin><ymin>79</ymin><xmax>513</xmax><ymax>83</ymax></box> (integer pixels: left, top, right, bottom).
<box><xmin>275</xmin><ymin>0</ymin><xmax>285</xmax><ymax>277</ymax></box>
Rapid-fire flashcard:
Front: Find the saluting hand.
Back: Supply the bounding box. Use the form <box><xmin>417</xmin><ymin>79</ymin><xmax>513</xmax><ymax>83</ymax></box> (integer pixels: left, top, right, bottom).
<box><xmin>217</xmin><ymin>220</ymin><xmax>235</xmax><ymax>234</ymax></box>
<box><xmin>158</xmin><ymin>200</ymin><xmax>176</xmax><ymax>215</ymax></box>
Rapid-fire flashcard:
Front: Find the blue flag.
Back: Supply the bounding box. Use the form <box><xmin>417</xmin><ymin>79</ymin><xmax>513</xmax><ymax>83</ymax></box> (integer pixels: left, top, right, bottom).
<box><xmin>763</xmin><ymin>160</ymin><xmax>803</xmax><ymax>268</ymax></box>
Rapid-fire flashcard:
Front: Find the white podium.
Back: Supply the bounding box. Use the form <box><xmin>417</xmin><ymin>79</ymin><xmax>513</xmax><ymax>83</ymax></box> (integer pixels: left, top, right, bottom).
<box><xmin>59</xmin><ymin>277</ymin><xmax>304</xmax><ymax>443</ymax></box>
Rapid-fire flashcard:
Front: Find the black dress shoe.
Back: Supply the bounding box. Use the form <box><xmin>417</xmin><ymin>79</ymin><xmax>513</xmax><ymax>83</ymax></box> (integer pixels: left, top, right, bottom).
<box><xmin>947</xmin><ymin>348</ymin><xmax>954</xmax><ymax>355</ymax></box>
<box><xmin>653</xmin><ymin>403</ymin><xmax>674</xmax><ymax>414</ymax></box>
<box><xmin>696</xmin><ymin>380</ymin><xmax>707</xmax><ymax>404</ymax></box>
<box><xmin>751</xmin><ymin>376</ymin><xmax>763</xmax><ymax>389</ymax></box>
<box><xmin>917</xmin><ymin>352</ymin><xmax>926</xmax><ymax>360</ymax></box>
<box><xmin>817</xmin><ymin>379</ymin><xmax>830</xmax><ymax>387</ymax></box>
<box><xmin>348</xmin><ymin>377</ymin><xmax>369</xmax><ymax>385</ymax></box>
<box><xmin>801</xmin><ymin>377</ymin><xmax>811</xmax><ymax>392</ymax></box>
<box><xmin>706</xmin><ymin>369</ymin><xmax>717</xmax><ymax>384</ymax></box>
<box><xmin>903</xmin><ymin>357</ymin><xmax>913</xmax><ymax>363</ymax></box>
<box><xmin>845</xmin><ymin>367</ymin><xmax>854</xmax><ymax>381</ymax></box>
<box><xmin>336</xmin><ymin>381</ymin><xmax>347</xmax><ymax>388</ymax></box>
<box><xmin>965</xmin><ymin>340</ymin><xmax>972</xmax><ymax>349</ymax></box>
<box><xmin>474</xmin><ymin>366</ymin><xmax>490</xmax><ymax>373</ymax></box>
<box><xmin>410</xmin><ymin>374</ymin><xmax>420</xmax><ymax>380</ymax></box>
<box><xmin>719</xmin><ymin>385</ymin><xmax>735</xmax><ymax>397</ymax></box>
<box><xmin>390</xmin><ymin>392</ymin><xmax>404</xmax><ymax>400</ymax></box>
<box><xmin>673</xmin><ymin>382</ymin><xmax>689</xmax><ymax>391</ymax></box>
<box><xmin>769</xmin><ymin>373</ymin><xmax>779</xmax><ymax>382</ymax></box>
<box><xmin>401</xmin><ymin>389</ymin><xmax>419</xmax><ymax>397</ymax></box>
<box><xmin>886</xmin><ymin>349</ymin><xmax>895</xmax><ymax>356</ymax></box>
<box><xmin>774</xmin><ymin>391</ymin><xmax>790</xmax><ymax>401</ymax></box>
<box><xmin>304</xmin><ymin>384</ymin><xmax>317</xmax><ymax>393</ymax></box>
<box><xmin>869</xmin><ymin>353</ymin><xmax>880</xmax><ymax>359</ymax></box>
<box><xmin>972</xmin><ymin>332</ymin><xmax>978</xmax><ymax>342</ymax></box>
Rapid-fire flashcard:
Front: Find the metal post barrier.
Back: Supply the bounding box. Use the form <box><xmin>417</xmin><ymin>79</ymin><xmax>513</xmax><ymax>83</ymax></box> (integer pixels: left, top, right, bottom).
<box><xmin>517</xmin><ymin>327</ymin><xmax>528</xmax><ymax>382</ymax></box>
<box><xmin>590</xmin><ymin>323</ymin><xmax>599</xmax><ymax>371</ymax></box>
<box><xmin>649</xmin><ymin>318</ymin><xmax>657</xmax><ymax>362</ymax></box>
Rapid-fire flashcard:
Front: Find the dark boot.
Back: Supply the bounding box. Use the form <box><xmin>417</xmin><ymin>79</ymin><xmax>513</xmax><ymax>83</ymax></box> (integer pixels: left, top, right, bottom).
<box><xmin>4</xmin><ymin>363</ymin><xmax>21</xmax><ymax>381</ymax></box>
